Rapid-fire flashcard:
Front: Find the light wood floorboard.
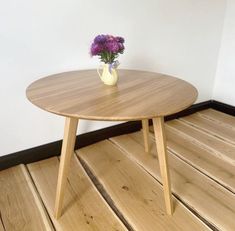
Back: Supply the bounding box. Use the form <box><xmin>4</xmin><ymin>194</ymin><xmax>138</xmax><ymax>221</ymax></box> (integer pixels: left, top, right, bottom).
<box><xmin>164</xmin><ymin>125</ymin><xmax>235</xmax><ymax>193</ymax></box>
<box><xmin>198</xmin><ymin>109</ymin><xmax>235</xmax><ymax>130</ymax></box>
<box><xmin>28</xmin><ymin>156</ymin><xmax>126</xmax><ymax>231</ymax></box>
<box><xmin>180</xmin><ymin>113</ymin><xmax>235</xmax><ymax>145</ymax></box>
<box><xmin>0</xmin><ymin>164</ymin><xmax>53</xmax><ymax>231</ymax></box>
<box><xmin>166</xmin><ymin>119</ymin><xmax>235</xmax><ymax>166</ymax></box>
<box><xmin>76</xmin><ymin>140</ymin><xmax>210</xmax><ymax>231</ymax></box>
<box><xmin>111</xmin><ymin>131</ymin><xmax>235</xmax><ymax>231</ymax></box>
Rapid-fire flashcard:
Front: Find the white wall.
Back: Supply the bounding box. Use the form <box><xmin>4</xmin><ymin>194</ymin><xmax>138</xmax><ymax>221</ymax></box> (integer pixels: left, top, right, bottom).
<box><xmin>213</xmin><ymin>0</ymin><xmax>235</xmax><ymax>106</ymax></box>
<box><xmin>0</xmin><ymin>0</ymin><xmax>226</xmax><ymax>156</ymax></box>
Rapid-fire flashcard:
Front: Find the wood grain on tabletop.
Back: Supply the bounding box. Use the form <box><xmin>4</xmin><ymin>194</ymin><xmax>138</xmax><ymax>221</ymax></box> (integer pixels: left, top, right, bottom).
<box><xmin>26</xmin><ymin>69</ymin><xmax>197</xmax><ymax>121</ymax></box>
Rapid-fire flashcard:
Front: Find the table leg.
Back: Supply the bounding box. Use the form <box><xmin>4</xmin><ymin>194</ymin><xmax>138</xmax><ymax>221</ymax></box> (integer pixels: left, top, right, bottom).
<box><xmin>54</xmin><ymin>117</ymin><xmax>78</xmax><ymax>219</ymax></box>
<box><xmin>152</xmin><ymin>117</ymin><xmax>173</xmax><ymax>215</ymax></box>
<box><xmin>141</xmin><ymin>119</ymin><xmax>150</xmax><ymax>153</ymax></box>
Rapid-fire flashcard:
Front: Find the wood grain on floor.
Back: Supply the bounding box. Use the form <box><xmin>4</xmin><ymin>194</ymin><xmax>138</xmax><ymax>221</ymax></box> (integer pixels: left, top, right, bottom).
<box><xmin>180</xmin><ymin>113</ymin><xmax>235</xmax><ymax>145</ymax></box>
<box><xmin>165</xmin><ymin>124</ymin><xmax>235</xmax><ymax>193</ymax></box>
<box><xmin>28</xmin><ymin>156</ymin><xmax>127</xmax><ymax>231</ymax></box>
<box><xmin>0</xmin><ymin>165</ymin><xmax>53</xmax><ymax>231</ymax></box>
<box><xmin>0</xmin><ymin>109</ymin><xmax>234</xmax><ymax>231</ymax></box>
<box><xmin>111</xmin><ymin>131</ymin><xmax>235</xmax><ymax>231</ymax></box>
<box><xmin>166</xmin><ymin>120</ymin><xmax>235</xmax><ymax>166</ymax></box>
<box><xmin>198</xmin><ymin>109</ymin><xmax>235</xmax><ymax>130</ymax></box>
<box><xmin>76</xmin><ymin>140</ymin><xmax>209</xmax><ymax>231</ymax></box>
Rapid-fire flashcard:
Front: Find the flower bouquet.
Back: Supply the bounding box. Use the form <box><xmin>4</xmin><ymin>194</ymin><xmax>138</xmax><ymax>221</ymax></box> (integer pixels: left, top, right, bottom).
<box><xmin>90</xmin><ymin>34</ymin><xmax>125</xmax><ymax>85</ymax></box>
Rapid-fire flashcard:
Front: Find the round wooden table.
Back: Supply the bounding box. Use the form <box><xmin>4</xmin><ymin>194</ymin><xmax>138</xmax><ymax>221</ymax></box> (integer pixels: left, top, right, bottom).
<box><xmin>26</xmin><ymin>69</ymin><xmax>197</xmax><ymax>219</ymax></box>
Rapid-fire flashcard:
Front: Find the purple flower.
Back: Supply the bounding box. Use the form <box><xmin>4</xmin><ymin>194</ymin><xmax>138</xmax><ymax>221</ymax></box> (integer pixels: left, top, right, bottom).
<box><xmin>116</xmin><ymin>36</ymin><xmax>125</xmax><ymax>43</ymax></box>
<box><xmin>94</xmin><ymin>34</ymin><xmax>107</xmax><ymax>44</ymax></box>
<box><xmin>90</xmin><ymin>43</ymin><xmax>103</xmax><ymax>56</ymax></box>
<box><xmin>107</xmin><ymin>35</ymin><xmax>115</xmax><ymax>42</ymax></box>
<box><xmin>90</xmin><ymin>34</ymin><xmax>125</xmax><ymax>63</ymax></box>
<box><xmin>106</xmin><ymin>41</ymin><xmax>120</xmax><ymax>53</ymax></box>
<box><xmin>118</xmin><ymin>43</ymin><xmax>125</xmax><ymax>52</ymax></box>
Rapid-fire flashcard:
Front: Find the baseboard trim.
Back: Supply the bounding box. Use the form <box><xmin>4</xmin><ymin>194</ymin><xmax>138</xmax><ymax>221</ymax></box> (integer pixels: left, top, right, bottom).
<box><xmin>0</xmin><ymin>100</ymin><xmax>233</xmax><ymax>171</ymax></box>
<box><xmin>165</xmin><ymin>100</ymin><xmax>211</xmax><ymax>121</ymax></box>
<box><xmin>211</xmin><ymin>100</ymin><xmax>235</xmax><ymax>116</ymax></box>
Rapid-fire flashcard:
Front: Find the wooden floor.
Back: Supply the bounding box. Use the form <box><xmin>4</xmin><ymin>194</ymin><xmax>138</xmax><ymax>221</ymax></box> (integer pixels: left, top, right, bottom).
<box><xmin>0</xmin><ymin>109</ymin><xmax>235</xmax><ymax>231</ymax></box>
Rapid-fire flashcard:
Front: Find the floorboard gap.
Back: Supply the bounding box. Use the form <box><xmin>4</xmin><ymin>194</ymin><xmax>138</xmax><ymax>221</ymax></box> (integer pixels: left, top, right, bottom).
<box><xmin>25</xmin><ymin>164</ymin><xmax>56</xmax><ymax>231</ymax></box>
<box><xmin>76</xmin><ymin>154</ymin><xmax>134</xmax><ymax>231</ymax></box>
<box><xmin>173</xmin><ymin>194</ymin><xmax>218</xmax><ymax>231</ymax></box>
<box><xmin>167</xmin><ymin>148</ymin><xmax>235</xmax><ymax>195</ymax></box>
<box><xmin>179</xmin><ymin>118</ymin><xmax>235</xmax><ymax>146</ymax></box>
<box><xmin>109</xmin><ymin>139</ymin><xmax>215</xmax><ymax>231</ymax></box>
<box><xmin>148</xmin><ymin>127</ymin><xmax>235</xmax><ymax>194</ymax></box>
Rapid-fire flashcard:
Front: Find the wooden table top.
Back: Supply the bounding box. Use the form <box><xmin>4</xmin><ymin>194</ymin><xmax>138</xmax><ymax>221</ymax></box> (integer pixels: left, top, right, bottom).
<box><xmin>26</xmin><ymin>69</ymin><xmax>198</xmax><ymax>121</ymax></box>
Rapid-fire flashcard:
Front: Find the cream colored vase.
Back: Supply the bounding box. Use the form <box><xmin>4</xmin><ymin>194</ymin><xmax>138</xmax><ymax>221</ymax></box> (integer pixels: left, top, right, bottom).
<box><xmin>97</xmin><ymin>64</ymin><xmax>118</xmax><ymax>86</ymax></box>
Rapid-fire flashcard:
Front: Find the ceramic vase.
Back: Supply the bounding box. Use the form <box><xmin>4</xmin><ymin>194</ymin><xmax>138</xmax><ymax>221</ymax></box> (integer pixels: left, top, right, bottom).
<box><xmin>97</xmin><ymin>64</ymin><xmax>118</xmax><ymax>86</ymax></box>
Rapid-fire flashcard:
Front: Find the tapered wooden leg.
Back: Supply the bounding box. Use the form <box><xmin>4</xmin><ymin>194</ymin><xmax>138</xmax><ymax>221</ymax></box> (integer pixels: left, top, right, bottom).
<box><xmin>54</xmin><ymin>117</ymin><xmax>78</xmax><ymax>219</ymax></box>
<box><xmin>141</xmin><ymin>119</ymin><xmax>150</xmax><ymax>153</ymax></box>
<box><xmin>152</xmin><ymin>117</ymin><xmax>173</xmax><ymax>215</ymax></box>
